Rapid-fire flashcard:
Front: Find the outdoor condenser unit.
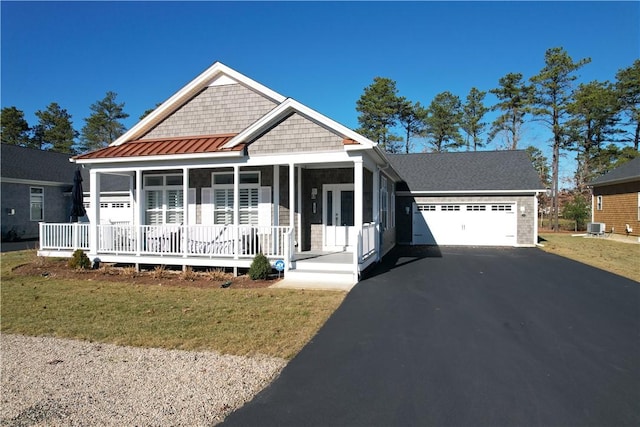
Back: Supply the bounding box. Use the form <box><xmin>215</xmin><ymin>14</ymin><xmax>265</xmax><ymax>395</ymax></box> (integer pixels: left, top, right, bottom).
<box><xmin>587</xmin><ymin>222</ymin><xmax>605</xmax><ymax>234</ymax></box>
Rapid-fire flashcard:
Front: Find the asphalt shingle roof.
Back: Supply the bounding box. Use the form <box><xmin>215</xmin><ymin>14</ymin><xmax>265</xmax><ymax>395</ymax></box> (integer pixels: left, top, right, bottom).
<box><xmin>387</xmin><ymin>150</ymin><xmax>544</xmax><ymax>192</ymax></box>
<box><xmin>589</xmin><ymin>157</ymin><xmax>640</xmax><ymax>186</ymax></box>
<box><xmin>1</xmin><ymin>144</ymin><xmax>128</xmax><ymax>191</ymax></box>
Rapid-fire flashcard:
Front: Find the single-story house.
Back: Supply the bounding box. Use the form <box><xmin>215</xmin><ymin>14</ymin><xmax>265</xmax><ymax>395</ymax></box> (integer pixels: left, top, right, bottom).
<box><xmin>0</xmin><ymin>143</ymin><xmax>130</xmax><ymax>240</ymax></box>
<box><xmin>36</xmin><ymin>62</ymin><xmax>543</xmax><ymax>286</ymax></box>
<box><xmin>589</xmin><ymin>157</ymin><xmax>640</xmax><ymax>237</ymax></box>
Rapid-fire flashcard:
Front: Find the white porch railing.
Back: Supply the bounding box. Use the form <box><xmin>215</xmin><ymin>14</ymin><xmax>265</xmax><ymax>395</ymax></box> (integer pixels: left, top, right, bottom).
<box><xmin>360</xmin><ymin>222</ymin><xmax>377</xmax><ymax>260</ymax></box>
<box><xmin>40</xmin><ymin>223</ymin><xmax>291</xmax><ymax>259</ymax></box>
<box><xmin>40</xmin><ymin>222</ymin><xmax>89</xmax><ymax>251</ymax></box>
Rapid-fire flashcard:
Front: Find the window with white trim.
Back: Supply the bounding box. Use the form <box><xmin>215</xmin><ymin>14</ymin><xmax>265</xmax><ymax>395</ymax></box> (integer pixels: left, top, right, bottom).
<box><xmin>491</xmin><ymin>205</ymin><xmax>512</xmax><ymax>211</ymax></box>
<box><xmin>391</xmin><ymin>190</ymin><xmax>396</xmax><ymax>228</ymax></box>
<box><xmin>441</xmin><ymin>205</ymin><xmax>460</xmax><ymax>211</ymax></box>
<box><xmin>212</xmin><ymin>172</ymin><xmax>260</xmax><ymax>225</ymax></box>
<box><xmin>30</xmin><ymin>187</ymin><xmax>44</xmax><ymax>221</ymax></box>
<box><xmin>144</xmin><ymin>174</ymin><xmax>184</xmax><ymax>225</ymax></box>
<box><xmin>380</xmin><ymin>176</ymin><xmax>388</xmax><ymax>229</ymax></box>
<box><xmin>637</xmin><ymin>193</ymin><xmax>639</xmax><ymax>221</ymax></box>
<box><xmin>466</xmin><ymin>205</ymin><xmax>487</xmax><ymax>211</ymax></box>
<box><xmin>418</xmin><ymin>205</ymin><xmax>436</xmax><ymax>211</ymax></box>
<box><xmin>596</xmin><ymin>195</ymin><xmax>603</xmax><ymax>211</ymax></box>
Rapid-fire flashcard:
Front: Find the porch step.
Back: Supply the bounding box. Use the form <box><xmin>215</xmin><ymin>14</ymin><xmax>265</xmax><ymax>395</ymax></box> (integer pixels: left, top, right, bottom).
<box><xmin>279</xmin><ymin>269</ymin><xmax>356</xmax><ymax>290</ymax></box>
<box><xmin>293</xmin><ymin>259</ymin><xmax>353</xmax><ymax>272</ymax></box>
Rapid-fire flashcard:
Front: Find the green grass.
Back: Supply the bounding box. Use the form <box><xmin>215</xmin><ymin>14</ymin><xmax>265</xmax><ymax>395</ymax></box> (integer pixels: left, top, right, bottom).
<box><xmin>0</xmin><ymin>251</ymin><xmax>345</xmax><ymax>359</ymax></box>
<box><xmin>539</xmin><ymin>233</ymin><xmax>640</xmax><ymax>283</ymax></box>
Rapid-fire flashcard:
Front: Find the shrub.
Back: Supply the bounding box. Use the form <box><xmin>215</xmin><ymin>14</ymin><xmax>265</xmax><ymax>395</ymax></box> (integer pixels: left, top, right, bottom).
<box><xmin>180</xmin><ymin>266</ymin><xmax>198</xmax><ymax>281</ymax></box>
<box><xmin>68</xmin><ymin>249</ymin><xmax>91</xmax><ymax>270</ymax></box>
<box><xmin>151</xmin><ymin>265</ymin><xmax>169</xmax><ymax>279</ymax></box>
<box><xmin>248</xmin><ymin>253</ymin><xmax>272</xmax><ymax>280</ymax></box>
<box><xmin>206</xmin><ymin>268</ymin><xmax>232</xmax><ymax>281</ymax></box>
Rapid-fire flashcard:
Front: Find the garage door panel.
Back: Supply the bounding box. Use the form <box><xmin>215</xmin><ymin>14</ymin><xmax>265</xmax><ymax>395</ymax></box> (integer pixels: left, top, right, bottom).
<box><xmin>413</xmin><ymin>202</ymin><xmax>516</xmax><ymax>246</ymax></box>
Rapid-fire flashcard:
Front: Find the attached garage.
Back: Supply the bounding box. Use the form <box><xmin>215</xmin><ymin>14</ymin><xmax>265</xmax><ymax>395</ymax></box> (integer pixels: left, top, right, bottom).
<box><xmin>388</xmin><ymin>151</ymin><xmax>545</xmax><ymax>247</ymax></box>
<box><xmin>412</xmin><ymin>202</ymin><xmax>517</xmax><ymax>246</ymax></box>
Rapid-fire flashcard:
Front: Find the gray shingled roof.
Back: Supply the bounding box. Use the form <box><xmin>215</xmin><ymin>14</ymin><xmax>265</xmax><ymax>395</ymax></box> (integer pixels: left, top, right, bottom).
<box><xmin>387</xmin><ymin>150</ymin><xmax>544</xmax><ymax>192</ymax></box>
<box><xmin>589</xmin><ymin>157</ymin><xmax>640</xmax><ymax>186</ymax></box>
<box><xmin>1</xmin><ymin>144</ymin><xmax>128</xmax><ymax>191</ymax></box>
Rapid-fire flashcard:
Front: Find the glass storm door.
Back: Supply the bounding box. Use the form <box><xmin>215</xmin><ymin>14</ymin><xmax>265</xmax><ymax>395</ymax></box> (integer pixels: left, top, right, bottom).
<box><xmin>323</xmin><ymin>184</ymin><xmax>355</xmax><ymax>250</ymax></box>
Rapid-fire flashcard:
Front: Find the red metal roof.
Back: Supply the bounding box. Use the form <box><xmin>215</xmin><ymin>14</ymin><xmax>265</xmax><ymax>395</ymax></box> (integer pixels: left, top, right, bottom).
<box><xmin>343</xmin><ymin>138</ymin><xmax>360</xmax><ymax>145</ymax></box>
<box><xmin>74</xmin><ymin>134</ymin><xmax>242</xmax><ymax>160</ymax></box>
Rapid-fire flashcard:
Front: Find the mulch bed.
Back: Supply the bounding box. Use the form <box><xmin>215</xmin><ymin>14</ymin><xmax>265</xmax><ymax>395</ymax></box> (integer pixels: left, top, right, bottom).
<box><xmin>12</xmin><ymin>258</ymin><xmax>280</xmax><ymax>289</ymax></box>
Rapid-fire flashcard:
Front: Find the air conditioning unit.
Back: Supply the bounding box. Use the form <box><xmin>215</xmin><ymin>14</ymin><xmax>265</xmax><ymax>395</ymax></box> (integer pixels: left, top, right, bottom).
<box><xmin>587</xmin><ymin>222</ymin><xmax>605</xmax><ymax>234</ymax></box>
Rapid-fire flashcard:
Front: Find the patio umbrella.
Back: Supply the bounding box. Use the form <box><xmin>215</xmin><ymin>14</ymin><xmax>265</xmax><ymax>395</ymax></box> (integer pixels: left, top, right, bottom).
<box><xmin>70</xmin><ymin>169</ymin><xmax>86</xmax><ymax>222</ymax></box>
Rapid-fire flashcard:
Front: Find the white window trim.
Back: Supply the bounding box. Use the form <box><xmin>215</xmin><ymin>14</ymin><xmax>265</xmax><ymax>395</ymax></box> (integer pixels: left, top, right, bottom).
<box><xmin>380</xmin><ymin>176</ymin><xmax>388</xmax><ymax>230</ymax></box>
<box><xmin>30</xmin><ymin>186</ymin><xmax>44</xmax><ymax>221</ymax></box>
<box><xmin>211</xmin><ymin>171</ymin><xmax>261</xmax><ymax>225</ymax></box>
<box><xmin>144</xmin><ymin>173</ymin><xmax>184</xmax><ymax>225</ymax></box>
<box><xmin>596</xmin><ymin>195</ymin><xmax>603</xmax><ymax>211</ymax></box>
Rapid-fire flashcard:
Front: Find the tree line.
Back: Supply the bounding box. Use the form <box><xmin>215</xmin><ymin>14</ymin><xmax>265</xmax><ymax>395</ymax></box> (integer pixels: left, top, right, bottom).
<box><xmin>355</xmin><ymin>47</ymin><xmax>638</xmax><ymax>230</ymax></box>
<box><xmin>1</xmin><ymin>91</ymin><xmax>130</xmax><ymax>155</ymax></box>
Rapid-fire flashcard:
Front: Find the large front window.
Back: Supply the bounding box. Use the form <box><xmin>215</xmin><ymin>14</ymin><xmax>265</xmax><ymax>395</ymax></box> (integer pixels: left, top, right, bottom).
<box><xmin>144</xmin><ymin>174</ymin><xmax>184</xmax><ymax>225</ymax></box>
<box><xmin>212</xmin><ymin>172</ymin><xmax>260</xmax><ymax>225</ymax></box>
<box><xmin>30</xmin><ymin>187</ymin><xmax>44</xmax><ymax>221</ymax></box>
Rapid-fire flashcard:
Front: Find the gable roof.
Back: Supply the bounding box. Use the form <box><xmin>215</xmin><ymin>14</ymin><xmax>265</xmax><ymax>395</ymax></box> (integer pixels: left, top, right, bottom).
<box><xmin>589</xmin><ymin>157</ymin><xmax>640</xmax><ymax>186</ymax></box>
<box><xmin>111</xmin><ymin>62</ymin><xmax>287</xmax><ymax>147</ymax></box>
<box><xmin>387</xmin><ymin>150</ymin><xmax>544</xmax><ymax>193</ymax></box>
<box><xmin>1</xmin><ymin>144</ymin><xmax>78</xmax><ymax>184</ymax></box>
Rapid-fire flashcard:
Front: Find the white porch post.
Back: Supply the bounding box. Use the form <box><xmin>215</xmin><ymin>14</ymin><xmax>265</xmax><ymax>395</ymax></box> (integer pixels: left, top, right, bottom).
<box><xmin>273</xmin><ymin>165</ymin><xmax>280</xmax><ymax>226</ymax></box>
<box><xmin>354</xmin><ymin>159</ymin><xmax>363</xmax><ymax>274</ymax></box>
<box><xmin>289</xmin><ymin>163</ymin><xmax>295</xmax><ymax>252</ymax></box>
<box><xmin>89</xmin><ymin>169</ymin><xmax>101</xmax><ymax>257</ymax></box>
<box><xmin>135</xmin><ymin>169</ymin><xmax>143</xmax><ymax>256</ymax></box>
<box><xmin>233</xmin><ymin>165</ymin><xmax>240</xmax><ymax>260</ymax></box>
<box><xmin>182</xmin><ymin>167</ymin><xmax>189</xmax><ymax>258</ymax></box>
<box><xmin>373</xmin><ymin>167</ymin><xmax>380</xmax><ymax>261</ymax></box>
<box><xmin>533</xmin><ymin>193</ymin><xmax>539</xmax><ymax>246</ymax></box>
<box><xmin>297</xmin><ymin>166</ymin><xmax>302</xmax><ymax>251</ymax></box>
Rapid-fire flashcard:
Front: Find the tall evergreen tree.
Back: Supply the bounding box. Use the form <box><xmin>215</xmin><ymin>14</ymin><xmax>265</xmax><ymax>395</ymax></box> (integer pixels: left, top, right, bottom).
<box><xmin>32</xmin><ymin>102</ymin><xmax>78</xmax><ymax>153</ymax></box>
<box><xmin>356</xmin><ymin>77</ymin><xmax>403</xmax><ymax>152</ymax></box>
<box><xmin>397</xmin><ymin>98</ymin><xmax>427</xmax><ymax>153</ymax></box>
<box><xmin>567</xmin><ymin>80</ymin><xmax>621</xmax><ymax>192</ymax></box>
<box><xmin>1</xmin><ymin>106</ymin><xmax>31</xmax><ymax>147</ymax></box>
<box><xmin>422</xmin><ymin>91</ymin><xmax>463</xmax><ymax>152</ymax></box>
<box><xmin>615</xmin><ymin>59</ymin><xmax>640</xmax><ymax>150</ymax></box>
<box><xmin>79</xmin><ymin>91</ymin><xmax>129</xmax><ymax>153</ymax></box>
<box><xmin>530</xmin><ymin>46</ymin><xmax>591</xmax><ymax>232</ymax></box>
<box><xmin>460</xmin><ymin>87</ymin><xmax>488</xmax><ymax>151</ymax></box>
<box><xmin>488</xmin><ymin>73</ymin><xmax>532</xmax><ymax>150</ymax></box>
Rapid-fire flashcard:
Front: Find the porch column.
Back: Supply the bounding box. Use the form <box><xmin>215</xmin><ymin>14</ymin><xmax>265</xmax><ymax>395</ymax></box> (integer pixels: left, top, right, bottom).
<box><xmin>182</xmin><ymin>167</ymin><xmax>189</xmax><ymax>258</ymax></box>
<box><xmin>297</xmin><ymin>166</ymin><xmax>302</xmax><ymax>251</ymax></box>
<box><xmin>373</xmin><ymin>168</ymin><xmax>380</xmax><ymax>261</ymax></box>
<box><xmin>533</xmin><ymin>193</ymin><xmax>539</xmax><ymax>246</ymax></box>
<box><xmin>89</xmin><ymin>169</ymin><xmax>101</xmax><ymax>257</ymax></box>
<box><xmin>289</xmin><ymin>163</ymin><xmax>295</xmax><ymax>249</ymax></box>
<box><xmin>233</xmin><ymin>165</ymin><xmax>240</xmax><ymax>260</ymax></box>
<box><xmin>135</xmin><ymin>169</ymin><xmax>143</xmax><ymax>256</ymax></box>
<box><xmin>273</xmin><ymin>165</ymin><xmax>279</xmax><ymax>226</ymax></box>
<box><xmin>354</xmin><ymin>159</ymin><xmax>363</xmax><ymax>272</ymax></box>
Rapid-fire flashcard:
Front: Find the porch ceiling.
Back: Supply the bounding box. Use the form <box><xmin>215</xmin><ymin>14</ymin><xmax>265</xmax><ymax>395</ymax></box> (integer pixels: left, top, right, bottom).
<box><xmin>74</xmin><ymin>134</ymin><xmax>244</xmax><ymax>160</ymax></box>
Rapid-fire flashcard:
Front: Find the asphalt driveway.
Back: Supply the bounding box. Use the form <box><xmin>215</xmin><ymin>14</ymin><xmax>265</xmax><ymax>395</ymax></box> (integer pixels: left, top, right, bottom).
<box><xmin>223</xmin><ymin>246</ymin><xmax>640</xmax><ymax>427</ymax></box>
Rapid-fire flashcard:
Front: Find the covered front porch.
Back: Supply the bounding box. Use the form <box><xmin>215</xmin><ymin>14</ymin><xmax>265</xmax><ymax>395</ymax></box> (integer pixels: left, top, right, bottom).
<box><xmin>38</xmin><ymin>152</ymin><xmax>385</xmax><ymax>284</ymax></box>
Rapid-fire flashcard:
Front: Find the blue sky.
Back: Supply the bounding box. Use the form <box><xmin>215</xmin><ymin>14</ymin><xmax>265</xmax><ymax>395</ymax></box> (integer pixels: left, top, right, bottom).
<box><xmin>2</xmin><ymin>1</ymin><xmax>638</xmax><ymax>181</ymax></box>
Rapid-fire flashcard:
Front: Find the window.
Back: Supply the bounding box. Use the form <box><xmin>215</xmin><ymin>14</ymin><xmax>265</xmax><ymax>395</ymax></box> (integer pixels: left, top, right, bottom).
<box><xmin>380</xmin><ymin>176</ymin><xmax>388</xmax><ymax>229</ymax></box>
<box><xmin>637</xmin><ymin>193</ymin><xmax>639</xmax><ymax>221</ymax></box>
<box><xmin>491</xmin><ymin>205</ymin><xmax>512</xmax><ymax>211</ymax></box>
<box><xmin>418</xmin><ymin>205</ymin><xmax>436</xmax><ymax>211</ymax></box>
<box><xmin>441</xmin><ymin>205</ymin><xmax>460</xmax><ymax>211</ymax></box>
<box><xmin>30</xmin><ymin>187</ymin><xmax>44</xmax><ymax>221</ymax></box>
<box><xmin>211</xmin><ymin>172</ymin><xmax>260</xmax><ymax>225</ymax></box>
<box><xmin>144</xmin><ymin>174</ymin><xmax>184</xmax><ymax>225</ymax></box>
<box><xmin>466</xmin><ymin>205</ymin><xmax>486</xmax><ymax>211</ymax></box>
<box><xmin>391</xmin><ymin>191</ymin><xmax>396</xmax><ymax>228</ymax></box>
<box><xmin>596</xmin><ymin>195</ymin><xmax>603</xmax><ymax>211</ymax></box>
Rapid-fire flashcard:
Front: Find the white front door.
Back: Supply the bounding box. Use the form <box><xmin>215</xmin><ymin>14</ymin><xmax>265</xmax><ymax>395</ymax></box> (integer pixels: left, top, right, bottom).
<box><xmin>323</xmin><ymin>184</ymin><xmax>355</xmax><ymax>251</ymax></box>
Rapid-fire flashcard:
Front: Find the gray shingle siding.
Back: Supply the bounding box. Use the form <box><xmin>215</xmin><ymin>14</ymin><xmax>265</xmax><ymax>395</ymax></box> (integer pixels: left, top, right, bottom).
<box><xmin>247</xmin><ymin>113</ymin><xmax>344</xmax><ymax>155</ymax></box>
<box><xmin>141</xmin><ymin>84</ymin><xmax>277</xmax><ymax>139</ymax></box>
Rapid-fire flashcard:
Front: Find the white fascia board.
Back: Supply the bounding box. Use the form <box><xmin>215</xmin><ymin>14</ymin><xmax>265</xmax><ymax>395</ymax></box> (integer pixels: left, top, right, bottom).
<box><xmin>0</xmin><ymin>177</ymin><xmax>70</xmax><ymax>187</ymax></box>
<box><xmin>74</xmin><ymin>150</ymin><xmax>244</xmax><ymax>166</ymax></box>
<box><xmin>244</xmin><ymin>150</ymin><xmax>354</xmax><ymax>166</ymax></box>
<box><xmin>223</xmin><ymin>98</ymin><xmax>377</xmax><ymax>149</ymax></box>
<box><xmin>110</xmin><ymin>62</ymin><xmax>286</xmax><ymax>147</ymax></box>
<box><xmin>397</xmin><ymin>189</ymin><xmax>546</xmax><ymax>196</ymax></box>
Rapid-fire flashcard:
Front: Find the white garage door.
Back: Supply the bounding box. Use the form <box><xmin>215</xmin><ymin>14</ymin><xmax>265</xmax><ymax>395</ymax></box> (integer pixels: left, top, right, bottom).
<box><xmin>412</xmin><ymin>203</ymin><xmax>517</xmax><ymax>246</ymax></box>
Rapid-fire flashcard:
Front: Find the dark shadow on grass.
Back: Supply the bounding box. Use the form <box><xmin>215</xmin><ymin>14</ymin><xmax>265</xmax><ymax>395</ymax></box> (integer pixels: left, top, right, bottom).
<box><xmin>361</xmin><ymin>245</ymin><xmax>442</xmax><ymax>281</ymax></box>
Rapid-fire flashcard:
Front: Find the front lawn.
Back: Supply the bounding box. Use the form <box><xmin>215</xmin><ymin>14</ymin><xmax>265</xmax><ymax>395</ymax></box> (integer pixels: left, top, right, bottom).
<box><xmin>539</xmin><ymin>233</ymin><xmax>640</xmax><ymax>283</ymax></box>
<box><xmin>0</xmin><ymin>250</ymin><xmax>346</xmax><ymax>359</ymax></box>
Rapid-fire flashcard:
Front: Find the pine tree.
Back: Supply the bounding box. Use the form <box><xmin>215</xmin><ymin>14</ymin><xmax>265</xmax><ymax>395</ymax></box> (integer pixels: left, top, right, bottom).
<box><xmin>356</xmin><ymin>77</ymin><xmax>403</xmax><ymax>152</ymax></box>
<box><xmin>422</xmin><ymin>91</ymin><xmax>463</xmax><ymax>152</ymax></box>
<box><xmin>615</xmin><ymin>59</ymin><xmax>640</xmax><ymax>150</ymax></box>
<box><xmin>460</xmin><ymin>87</ymin><xmax>488</xmax><ymax>151</ymax></box>
<box><xmin>79</xmin><ymin>91</ymin><xmax>129</xmax><ymax>153</ymax></box>
<box><xmin>397</xmin><ymin>98</ymin><xmax>427</xmax><ymax>153</ymax></box>
<box><xmin>488</xmin><ymin>73</ymin><xmax>532</xmax><ymax>150</ymax></box>
<box><xmin>1</xmin><ymin>106</ymin><xmax>31</xmax><ymax>146</ymax></box>
<box><xmin>32</xmin><ymin>102</ymin><xmax>78</xmax><ymax>153</ymax></box>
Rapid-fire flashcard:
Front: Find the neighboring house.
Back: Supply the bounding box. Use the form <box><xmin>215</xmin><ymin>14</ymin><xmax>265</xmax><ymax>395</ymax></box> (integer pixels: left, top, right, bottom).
<box><xmin>590</xmin><ymin>157</ymin><xmax>640</xmax><ymax>237</ymax></box>
<box><xmin>389</xmin><ymin>151</ymin><xmax>544</xmax><ymax>247</ymax></box>
<box><xmin>36</xmin><ymin>62</ymin><xmax>543</xmax><ymax>286</ymax></box>
<box><xmin>1</xmin><ymin>144</ymin><xmax>129</xmax><ymax>240</ymax></box>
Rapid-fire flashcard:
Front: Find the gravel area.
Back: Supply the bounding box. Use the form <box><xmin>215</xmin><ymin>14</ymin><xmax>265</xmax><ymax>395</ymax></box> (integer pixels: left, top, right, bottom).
<box><xmin>0</xmin><ymin>334</ymin><xmax>286</xmax><ymax>426</ymax></box>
